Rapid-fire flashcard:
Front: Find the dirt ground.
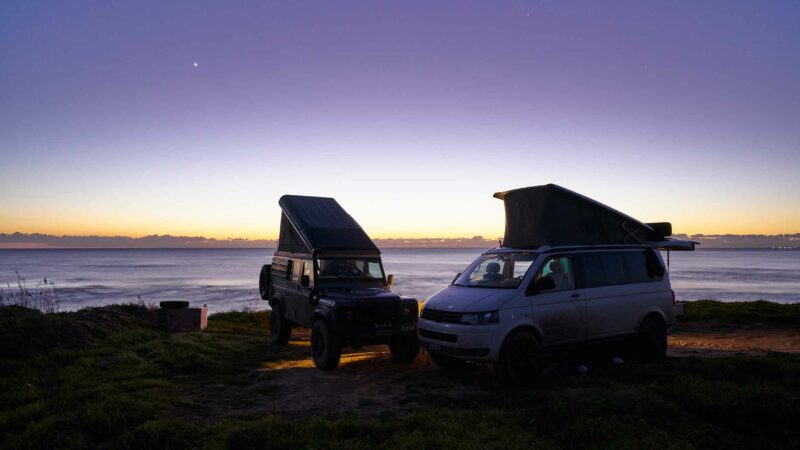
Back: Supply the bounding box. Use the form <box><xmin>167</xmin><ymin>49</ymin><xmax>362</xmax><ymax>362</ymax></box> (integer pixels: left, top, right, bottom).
<box><xmin>668</xmin><ymin>322</ymin><xmax>800</xmax><ymax>357</ymax></box>
<box><xmin>203</xmin><ymin>323</ymin><xmax>799</xmax><ymax>419</ymax></box>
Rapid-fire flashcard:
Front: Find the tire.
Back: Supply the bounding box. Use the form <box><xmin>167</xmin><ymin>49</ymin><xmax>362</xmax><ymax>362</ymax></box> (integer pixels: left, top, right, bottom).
<box><xmin>269</xmin><ymin>302</ymin><xmax>292</xmax><ymax>345</ymax></box>
<box><xmin>311</xmin><ymin>320</ymin><xmax>341</xmax><ymax>371</ymax></box>
<box><xmin>636</xmin><ymin>316</ymin><xmax>667</xmax><ymax>361</ymax></box>
<box><xmin>389</xmin><ymin>334</ymin><xmax>420</xmax><ymax>363</ymax></box>
<box><xmin>495</xmin><ymin>330</ymin><xmax>543</xmax><ymax>385</ymax></box>
<box><xmin>429</xmin><ymin>352</ymin><xmax>469</xmax><ymax>370</ymax></box>
<box><xmin>259</xmin><ymin>265</ymin><xmax>271</xmax><ymax>300</ymax></box>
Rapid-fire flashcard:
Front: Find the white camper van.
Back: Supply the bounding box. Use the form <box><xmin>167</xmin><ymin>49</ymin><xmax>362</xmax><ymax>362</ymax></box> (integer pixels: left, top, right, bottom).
<box><xmin>417</xmin><ymin>184</ymin><xmax>695</xmax><ymax>383</ymax></box>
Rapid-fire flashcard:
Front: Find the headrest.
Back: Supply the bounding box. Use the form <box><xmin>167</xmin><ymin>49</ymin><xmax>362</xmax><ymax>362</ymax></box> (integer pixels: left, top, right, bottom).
<box><xmin>486</xmin><ymin>262</ymin><xmax>501</xmax><ymax>274</ymax></box>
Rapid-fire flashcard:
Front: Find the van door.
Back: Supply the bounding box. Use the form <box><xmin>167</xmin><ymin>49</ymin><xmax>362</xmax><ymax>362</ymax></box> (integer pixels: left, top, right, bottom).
<box><xmin>576</xmin><ymin>250</ymin><xmax>664</xmax><ymax>340</ymax></box>
<box><xmin>529</xmin><ymin>255</ymin><xmax>587</xmax><ymax>348</ymax></box>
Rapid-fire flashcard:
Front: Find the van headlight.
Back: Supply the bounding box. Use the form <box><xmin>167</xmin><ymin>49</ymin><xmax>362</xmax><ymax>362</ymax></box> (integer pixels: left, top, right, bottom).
<box><xmin>460</xmin><ymin>311</ymin><xmax>499</xmax><ymax>325</ymax></box>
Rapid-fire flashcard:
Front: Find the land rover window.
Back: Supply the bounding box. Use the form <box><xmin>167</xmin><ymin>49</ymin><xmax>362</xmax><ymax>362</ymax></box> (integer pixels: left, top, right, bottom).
<box><xmin>316</xmin><ymin>258</ymin><xmax>385</xmax><ymax>281</ymax></box>
<box><xmin>285</xmin><ymin>260</ymin><xmax>294</xmax><ymax>280</ymax></box>
<box><xmin>302</xmin><ymin>260</ymin><xmax>313</xmax><ymax>286</ymax></box>
<box><xmin>534</xmin><ymin>256</ymin><xmax>575</xmax><ymax>292</ymax></box>
<box><xmin>453</xmin><ymin>252</ymin><xmax>536</xmax><ymax>288</ymax></box>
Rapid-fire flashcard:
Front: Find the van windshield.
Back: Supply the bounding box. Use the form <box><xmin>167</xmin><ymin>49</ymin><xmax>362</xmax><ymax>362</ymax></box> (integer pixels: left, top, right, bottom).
<box><xmin>453</xmin><ymin>252</ymin><xmax>537</xmax><ymax>289</ymax></box>
<box><xmin>316</xmin><ymin>258</ymin><xmax>385</xmax><ymax>282</ymax></box>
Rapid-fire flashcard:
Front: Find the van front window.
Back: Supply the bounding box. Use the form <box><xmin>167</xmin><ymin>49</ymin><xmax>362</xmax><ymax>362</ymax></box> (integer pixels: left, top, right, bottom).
<box><xmin>454</xmin><ymin>253</ymin><xmax>536</xmax><ymax>289</ymax></box>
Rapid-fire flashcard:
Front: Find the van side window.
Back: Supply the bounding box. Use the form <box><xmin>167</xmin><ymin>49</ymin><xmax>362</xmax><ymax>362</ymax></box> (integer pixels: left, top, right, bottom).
<box><xmin>623</xmin><ymin>251</ymin><xmax>649</xmax><ymax>282</ymax></box>
<box><xmin>576</xmin><ymin>250</ymin><xmax>665</xmax><ymax>288</ymax></box>
<box><xmin>601</xmin><ymin>253</ymin><xmax>627</xmax><ymax>285</ymax></box>
<box><xmin>644</xmin><ymin>249</ymin><xmax>666</xmax><ymax>279</ymax></box>
<box><xmin>574</xmin><ymin>254</ymin><xmax>606</xmax><ymax>288</ymax></box>
<box><xmin>534</xmin><ymin>256</ymin><xmax>575</xmax><ymax>292</ymax></box>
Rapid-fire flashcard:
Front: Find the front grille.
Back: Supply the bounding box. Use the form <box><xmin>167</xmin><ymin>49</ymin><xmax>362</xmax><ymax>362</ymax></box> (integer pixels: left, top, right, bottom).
<box><xmin>420</xmin><ymin>308</ymin><xmax>462</xmax><ymax>323</ymax></box>
<box><xmin>357</xmin><ymin>304</ymin><xmax>399</xmax><ymax>324</ymax></box>
<box><xmin>419</xmin><ymin>328</ymin><xmax>458</xmax><ymax>343</ymax></box>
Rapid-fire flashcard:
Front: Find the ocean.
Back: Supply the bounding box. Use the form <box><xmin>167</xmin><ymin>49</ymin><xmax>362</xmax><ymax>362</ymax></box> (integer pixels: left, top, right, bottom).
<box><xmin>1</xmin><ymin>248</ymin><xmax>798</xmax><ymax>312</ymax></box>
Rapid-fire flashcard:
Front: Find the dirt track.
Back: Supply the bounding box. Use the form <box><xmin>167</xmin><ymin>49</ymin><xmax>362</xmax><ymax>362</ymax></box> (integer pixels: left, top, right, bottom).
<box><xmin>202</xmin><ymin>324</ymin><xmax>799</xmax><ymax>419</ymax></box>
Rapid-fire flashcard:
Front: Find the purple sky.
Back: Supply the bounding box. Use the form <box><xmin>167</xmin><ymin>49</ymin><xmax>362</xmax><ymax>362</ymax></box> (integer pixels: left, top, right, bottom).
<box><xmin>1</xmin><ymin>1</ymin><xmax>798</xmax><ymax>239</ymax></box>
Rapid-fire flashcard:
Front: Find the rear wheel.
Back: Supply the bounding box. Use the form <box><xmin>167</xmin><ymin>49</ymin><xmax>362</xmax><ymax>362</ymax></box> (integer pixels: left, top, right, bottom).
<box><xmin>429</xmin><ymin>352</ymin><xmax>469</xmax><ymax>370</ymax></box>
<box><xmin>389</xmin><ymin>334</ymin><xmax>420</xmax><ymax>363</ymax></box>
<box><xmin>269</xmin><ymin>301</ymin><xmax>292</xmax><ymax>345</ymax></box>
<box><xmin>636</xmin><ymin>316</ymin><xmax>667</xmax><ymax>361</ymax></box>
<box><xmin>495</xmin><ymin>330</ymin><xmax>543</xmax><ymax>385</ymax></box>
<box><xmin>311</xmin><ymin>320</ymin><xmax>341</xmax><ymax>371</ymax></box>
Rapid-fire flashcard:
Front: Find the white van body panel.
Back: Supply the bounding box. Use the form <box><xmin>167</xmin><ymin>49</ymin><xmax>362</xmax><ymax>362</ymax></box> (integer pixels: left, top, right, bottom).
<box><xmin>417</xmin><ymin>246</ymin><xmax>676</xmax><ymax>363</ymax></box>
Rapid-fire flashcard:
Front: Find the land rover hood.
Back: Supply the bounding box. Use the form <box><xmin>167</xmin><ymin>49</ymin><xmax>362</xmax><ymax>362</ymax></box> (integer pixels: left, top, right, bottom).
<box><xmin>423</xmin><ymin>286</ymin><xmax>512</xmax><ymax>313</ymax></box>
<box><xmin>322</xmin><ymin>288</ymin><xmax>400</xmax><ymax>302</ymax></box>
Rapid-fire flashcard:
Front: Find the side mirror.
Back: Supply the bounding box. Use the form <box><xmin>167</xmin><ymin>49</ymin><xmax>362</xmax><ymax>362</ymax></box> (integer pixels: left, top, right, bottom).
<box><xmin>451</xmin><ymin>272</ymin><xmax>462</xmax><ymax>284</ymax></box>
<box><xmin>300</xmin><ymin>274</ymin><xmax>310</xmax><ymax>288</ymax></box>
<box><xmin>386</xmin><ymin>274</ymin><xmax>394</xmax><ymax>289</ymax></box>
<box><xmin>526</xmin><ymin>276</ymin><xmax>555</xmax><ymax>296</ymax></box>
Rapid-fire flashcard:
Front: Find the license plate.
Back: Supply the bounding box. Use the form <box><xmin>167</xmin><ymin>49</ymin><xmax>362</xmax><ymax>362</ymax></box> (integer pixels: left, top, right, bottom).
<box><xmin>401</xmin><ymin>324</ymin><xmax>417</xmax><ymax>333</ymax></box>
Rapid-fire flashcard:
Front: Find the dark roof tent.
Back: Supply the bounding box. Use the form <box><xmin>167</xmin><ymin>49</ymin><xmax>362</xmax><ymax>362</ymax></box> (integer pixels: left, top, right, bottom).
<box><xmin>277</xmin><ymin>195</ymin><xmax>380</xmax><ymax>255</ymax></box>
<box><xmin>493</xmin><ymin>184</ymin><xmax>676</xmax><ymax>248</ymax></box>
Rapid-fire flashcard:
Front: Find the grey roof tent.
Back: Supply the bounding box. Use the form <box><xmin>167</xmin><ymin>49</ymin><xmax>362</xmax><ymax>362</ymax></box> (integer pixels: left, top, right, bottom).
<box><xmin>277</xmin><ymin>195</ymin><xmax>380</xmax><ymax>255</ymax></box>
<box><xmin>494</xmin><ymin>184</ymin><xmax>682</xmax><ymax>248</ymax></box>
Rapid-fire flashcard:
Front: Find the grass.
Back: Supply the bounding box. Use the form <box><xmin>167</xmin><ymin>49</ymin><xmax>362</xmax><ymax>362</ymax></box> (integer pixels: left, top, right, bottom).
<box><xmin>679</xmin><ymin>300</ymin><xmax>800</xmax><ymax>326</ymax></box>
<box><xmin>0</xmin><ymin>301</ymin><xmax>798</xmax><ymax>449</ymax></box>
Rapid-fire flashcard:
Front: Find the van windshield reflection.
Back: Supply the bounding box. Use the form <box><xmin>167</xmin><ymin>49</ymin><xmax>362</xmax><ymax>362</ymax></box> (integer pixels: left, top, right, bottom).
<box><xmin>453</xmin><ymin>253</ymin><xmax>536</xmax><ymax>289</ymax></box>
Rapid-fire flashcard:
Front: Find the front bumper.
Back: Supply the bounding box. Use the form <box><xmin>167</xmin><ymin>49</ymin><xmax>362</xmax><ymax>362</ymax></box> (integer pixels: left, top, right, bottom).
<box><xmin>417</xmin><ymin>318</ymin><xmax>500</xmax><ymax>361</ymax></box>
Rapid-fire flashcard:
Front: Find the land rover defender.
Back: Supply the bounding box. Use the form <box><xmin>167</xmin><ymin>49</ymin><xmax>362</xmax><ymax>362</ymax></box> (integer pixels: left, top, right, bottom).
<box><xmin>259</xmin><ymin>195</ymin><xmax>419</xmax><ymax>370</ymax></box>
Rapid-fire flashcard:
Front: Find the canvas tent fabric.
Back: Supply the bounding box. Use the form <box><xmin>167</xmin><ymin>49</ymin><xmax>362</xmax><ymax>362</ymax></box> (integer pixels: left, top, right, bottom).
<box><xmin>493</xmin><ymin>184</ymin><xmax>657</xmax><ymax>248</ymax></box>
<box><xmin>277</xmin><ymin>195</ymin><xmax>380</xmax><ymax>254</ymax></box>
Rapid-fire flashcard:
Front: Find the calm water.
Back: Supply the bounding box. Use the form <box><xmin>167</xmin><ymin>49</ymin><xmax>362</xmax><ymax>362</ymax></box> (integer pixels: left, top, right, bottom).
<box><xmin>0</xmin><ymin>248</ymin><xmax>798</xmax><ymax>312</ymax></box>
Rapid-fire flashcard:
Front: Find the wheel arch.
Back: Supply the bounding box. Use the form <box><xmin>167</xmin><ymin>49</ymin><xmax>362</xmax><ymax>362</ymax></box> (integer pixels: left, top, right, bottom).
<box><xmin>638</xmin><ymin>309</ymin><xmax>667</xmax><ymax>330</ymax></box>
<box><xmin>500</xmin><ymin>324</ymin><xmax>543</xmax><ymax>349</ymax></box>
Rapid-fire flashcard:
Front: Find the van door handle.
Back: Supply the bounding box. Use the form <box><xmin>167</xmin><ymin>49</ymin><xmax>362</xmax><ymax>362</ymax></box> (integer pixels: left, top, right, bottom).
<box><xmin>571</xmin><ymin>293</ymin><xmax>581</xmax><ymax>298</ymax></box>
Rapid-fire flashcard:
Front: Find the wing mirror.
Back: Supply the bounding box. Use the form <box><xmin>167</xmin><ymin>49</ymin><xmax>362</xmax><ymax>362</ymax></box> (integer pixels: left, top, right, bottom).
<box><xmin>526</xmin><ymin>276</ymin><xmax>555</xmax><ymax>296</ymax></box>
<box><xmin>387</xmin><ymin>274</ymin><xmax>394</xmax><ymax>289</ymax></box>
<box><xmin>300</xmin><ymin>274</ymin><xmax>310</xmax><ymax>288</ymax></box>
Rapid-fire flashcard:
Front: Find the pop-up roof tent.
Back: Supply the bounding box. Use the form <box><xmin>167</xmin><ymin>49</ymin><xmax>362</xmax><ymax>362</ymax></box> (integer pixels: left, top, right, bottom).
<box><xmin>493</xmin><ymin>184</ymin><xmax>696</xmax><ymax>251</ymax></box>
<box><xmin>277</xmin><ymin>195</ymin><xmax>380</xmax><ymax>256</ymax></box>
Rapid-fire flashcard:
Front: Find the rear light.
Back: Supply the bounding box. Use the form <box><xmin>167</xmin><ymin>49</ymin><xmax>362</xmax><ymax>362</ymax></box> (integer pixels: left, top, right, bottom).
<box><xmin>671</xmin><ymin>289</ymin><xmax>676</xmax><ymax>305</ymax></box>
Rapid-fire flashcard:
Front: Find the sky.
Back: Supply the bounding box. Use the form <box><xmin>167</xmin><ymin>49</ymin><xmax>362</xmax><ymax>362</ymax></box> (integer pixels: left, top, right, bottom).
<box><xmin>2</xmin><ymin>0</ymin><xmax>799</xmax><ymax>241</ymax></box>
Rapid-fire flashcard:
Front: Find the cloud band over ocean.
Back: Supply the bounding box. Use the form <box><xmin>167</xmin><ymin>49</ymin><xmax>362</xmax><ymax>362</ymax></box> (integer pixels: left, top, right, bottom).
<box><xmin>1</xmin><ymin>232</ymin><xmax>798</xmax><ymax>249</ymax></box>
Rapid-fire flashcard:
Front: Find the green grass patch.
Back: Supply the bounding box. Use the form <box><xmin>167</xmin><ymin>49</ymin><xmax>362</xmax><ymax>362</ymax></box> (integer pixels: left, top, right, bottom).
<box><xmin>680</xmin><ymin>300</ymin><xmax>800</xmax><ymax>325</ymax></box>
<box><xmin>1</xmin><ymin>303</ymin><xmax>798</xmax><ymax>449</ymax></box>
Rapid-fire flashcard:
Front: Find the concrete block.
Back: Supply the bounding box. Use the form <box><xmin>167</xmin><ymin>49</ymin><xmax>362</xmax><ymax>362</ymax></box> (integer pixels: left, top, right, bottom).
<box><xmin>157</xmin><ymin>306</ymin><xmax>208</xmax><ymax>331</ymax></box>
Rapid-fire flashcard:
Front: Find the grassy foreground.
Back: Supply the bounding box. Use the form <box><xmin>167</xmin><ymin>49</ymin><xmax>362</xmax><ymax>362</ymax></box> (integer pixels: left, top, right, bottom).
<box><xmin>0</xmin><ymin>302</ymin><xmax>798</xmax><ymax>449</ymax></box>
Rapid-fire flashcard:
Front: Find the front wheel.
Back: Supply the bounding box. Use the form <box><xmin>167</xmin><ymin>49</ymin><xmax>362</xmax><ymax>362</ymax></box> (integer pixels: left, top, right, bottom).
<box><xmin>311</xmin><ymin>320</ymin><xmax>341</xmax><ymax>371</ymax></box>
<box><xmin>389</xmin><ymin>334</ymin><xmax>420</xmax><ymax>363</ymax></box>
<box><xmin>269</xmin><ymin>301</ymin><xmax>292</xmax><ymax>345</ymax></box>
<box><xmin>495</xmin><ymin>330</ymin><xmax>543</xmax><ymax>385</ymax></box>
